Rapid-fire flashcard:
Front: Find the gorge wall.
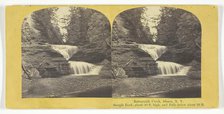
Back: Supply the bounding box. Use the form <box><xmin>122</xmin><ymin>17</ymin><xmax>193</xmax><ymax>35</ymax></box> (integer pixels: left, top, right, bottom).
<box><xmin>22</xmin><ymin>7</ymin><xmax>111</xmax><ymax>78</ymax></box>
<box><xmin>112</xmin><ymin>44</ymin><xmax>158</xmax><ymax>78</ymax></box>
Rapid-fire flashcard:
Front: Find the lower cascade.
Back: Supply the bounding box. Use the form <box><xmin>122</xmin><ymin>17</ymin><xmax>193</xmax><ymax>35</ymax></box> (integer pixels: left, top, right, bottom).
<box><xmin>138</xmin><ymin>44</ymin><xmax>167</xmax><ymax>61</ymax></box>
<box><xmin>156</xmin><ymin>61</ymin><xmax>191</xmax><ymax>76</ymax></box>
<box><xmin>51</xmin><ymin>44</ymin><xmax>102</xmax><ymax>76</ymax></box>
<box><xmin>51</xmin><ymin>45</ymin><xmax>78</xmax><ymax>60</ymax></box>
<box><xmin>138</xmin><ymin>44</ymin><xmax>191</xmax><ymax>76</ymax></box>
<box><xmin>69</xmin><ymin>61</ymin><xmax>102</xmax><ymax>76</ymax></box>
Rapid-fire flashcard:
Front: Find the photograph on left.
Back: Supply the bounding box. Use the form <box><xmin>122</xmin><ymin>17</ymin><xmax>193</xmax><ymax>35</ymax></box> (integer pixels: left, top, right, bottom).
<box><xmin>22</xmin><ymin>7</ymin><xmax>112</xmax><ymax>98</ymax></box>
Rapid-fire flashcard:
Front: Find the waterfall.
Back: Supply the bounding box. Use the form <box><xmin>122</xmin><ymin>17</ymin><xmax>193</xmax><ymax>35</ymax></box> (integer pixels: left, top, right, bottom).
<box><xmin>51</xmin><ymin>45</ymin><xmax>78</xmax><ymax>60</ymax></box>
<box><xmin>156</xmin><ymin>61</ymin><xmax>191</xmax><ymax>76</ymax></box>
<box><xmin>69</xmin><ymin>61</ymin><xmax>102</xmax><ymax>76</ymax></box>
<box><xmin>138</xmin><ymin>44</ymin><xmax>167</xmax><ymax>60</ymax></box>
<box><xmin>176</xmin><ymin>66</ymin><xmax>192</xmax><ymax>75</ymax></box>
<box><xmin>51</xmin><ymin>44</ymin><xmax>102</xmax><ymax>76</ymax></box>
<box><xmin>138</xmin><ymin>44</ymin><xmax>191</xmax><ymax>76</ymax></box>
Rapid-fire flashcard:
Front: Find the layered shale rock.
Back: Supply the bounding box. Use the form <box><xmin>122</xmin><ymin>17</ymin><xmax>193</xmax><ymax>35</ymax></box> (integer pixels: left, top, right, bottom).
<box><xmin>112</xmin><ymin>44</ymin><xmax>158</xmax><ymax>77</ymax></box>
<box><xmin>22</xmin><ymin>45</ymin><xmax>71</xmax><ymax>78</ymax></box>
<box><xmin>69</xmin><ymin>43</ymin><xmax>110</xmax><ymax>64</ymax></box>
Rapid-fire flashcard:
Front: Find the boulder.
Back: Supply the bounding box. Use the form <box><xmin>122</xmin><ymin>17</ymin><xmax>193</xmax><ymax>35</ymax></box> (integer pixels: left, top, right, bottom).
<box><xmin>69</xmin><ymin>42</ymin><xmax>111</xmax><ymax>64</ymax></box>
<box><xmin>187</xmin><ymin>60</ymin><xmax>201</xmax><ymax>79</ymax></box>
<box><xmin>98</xmin><ymin>59</ymin><xmax>113</xmax><ymax>79</ymax></box>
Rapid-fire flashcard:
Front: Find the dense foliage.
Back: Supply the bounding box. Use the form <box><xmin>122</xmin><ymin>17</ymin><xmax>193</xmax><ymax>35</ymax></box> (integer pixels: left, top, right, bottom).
<box><xmin>157</xmin><ymin>7</ymin><xmax>201</xmax><ymax>64</ymax></box>
<box><xmin>112</xmin><ymin>8</ymin><xmax>153</xmax><ymax>45</ymax></box>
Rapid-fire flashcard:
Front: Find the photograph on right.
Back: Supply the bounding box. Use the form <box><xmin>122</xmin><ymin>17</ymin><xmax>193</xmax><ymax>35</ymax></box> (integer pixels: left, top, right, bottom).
<box><xmin>112</xmin><ymin>6</ymin><xmax>201</xmax><ymax>98</ymax></box>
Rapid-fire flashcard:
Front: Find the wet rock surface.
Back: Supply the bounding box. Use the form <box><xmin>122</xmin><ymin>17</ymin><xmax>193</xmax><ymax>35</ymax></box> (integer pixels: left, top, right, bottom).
<box><xmin>22</xmin><ymin>45</ymin><xmax>71</xmax><ymax>78</ymax></box>
<box><xmin>69</xmin><ymin>43</ymin><xmax>110</xmax><ymax>64</ymax></box>
<box><xmin>112</xmin><ymin>44</ymin><xmax>158</xmax><ymax>77</ymax></box>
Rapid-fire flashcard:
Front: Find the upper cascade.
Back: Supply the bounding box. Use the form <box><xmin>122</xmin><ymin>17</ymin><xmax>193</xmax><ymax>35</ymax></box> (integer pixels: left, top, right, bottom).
<box><xmin>138</xmin><ymin>44</ymin><xmax>167</xmax><ymax>60</ymax></box>
<box><xmin>51</xmin><ymin>45</ymin><xmax>78</xmax><ymax>60</ymax></box>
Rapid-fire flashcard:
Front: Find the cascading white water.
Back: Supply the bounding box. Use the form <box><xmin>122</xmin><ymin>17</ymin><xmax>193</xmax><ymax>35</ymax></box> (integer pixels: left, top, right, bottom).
<box><xmin>69</xmin><ymin>61</ymin><xmax>102</xmax><ymax>76</ymax></box>
<box><xmin>157</xmin><ymin>61</ymin><xmax>182</xmax><ymax>74</ymax></box>
<box><xmin>156</xmin><ymin>61</ymin><xmax>191</xmax><ymax>76</ymax></box>
<box><xmin>138</xmin><ymin>44</ymin><xmax>191</xmax><ymax>76</ymax></box>
<box><xmin>51</xmin><ymin>45</ymin><xmax>78</xmax><ymax>60</ymax></box>
<box><xmin>176</xmin><ymin>66</ymin><xmax>192</xmax><ymax>75</ymax></box>
<box><xmin>51</xmin><ymin>44</ymin><xmax>102</xmax><ymax>76</ymax></box>
<box><xmin>138</xmin><ymin>44</ymin><xmax>167</xmax><ymax>60</ymax></box>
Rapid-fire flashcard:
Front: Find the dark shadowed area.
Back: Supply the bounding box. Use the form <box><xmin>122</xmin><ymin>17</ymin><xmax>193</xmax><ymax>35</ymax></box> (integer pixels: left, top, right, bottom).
<box><xmin>112</xmin><ymin>6</ymin><xmax>201</xmax><ymax>98</ymax></box>
<box><xmin>22</xmin><ymin>6</ymin><xmax>201</xmax><ymax>98</ymax></box>
<box><xmin>22</xmin><ymin>7</ymin><xmax>112</xmax><ymax>98</ymax></box>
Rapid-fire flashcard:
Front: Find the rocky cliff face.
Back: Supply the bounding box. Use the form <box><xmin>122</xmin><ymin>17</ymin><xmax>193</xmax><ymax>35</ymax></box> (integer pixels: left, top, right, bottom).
<box><xmin>112</xmin><ymin>44</ymin><xmax>158</xmax><ymax>77</ymax></box>
<box><xmin>22</xmin><ymin>8</ymin><xmax>64</xmax><ymax>45</ymax></box>
<box><xmin>69</xmin><ymin>44</ymin><xmax>110</xmax><ymax>63</ymax></box>
<box><xmin>22</xmin><ymin>45</ymin><xmax>71</xmax><ymax>78</ymax></box>
<box><xmin>22</xmin><ymin>7</ymin><xmax>111</xmax><ymax>78</ymax></box>
<box><xmin>22</xmin><ymin>10</ymin><xmax>71</xmax><ymax>78</ymax></box>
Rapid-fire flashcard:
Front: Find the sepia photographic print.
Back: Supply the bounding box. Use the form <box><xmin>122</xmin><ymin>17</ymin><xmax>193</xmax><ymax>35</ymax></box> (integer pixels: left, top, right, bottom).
<box><xmin>111</xmin><ymin>6</ymin><xmax>201</xmax><ymax>98</ymax></box>
<box><xmin>22</xmin><ymin>6</ymin><xmax>201</xmax><ymax>98</ymax></box>
<box><xmin>22</xmin><ymin>7</ymin><xmax>112</xmax><ymax>98</ymax></box>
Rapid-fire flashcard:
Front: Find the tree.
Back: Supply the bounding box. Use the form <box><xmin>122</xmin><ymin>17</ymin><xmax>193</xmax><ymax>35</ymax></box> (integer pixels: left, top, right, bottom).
<box><xmin>67</xmin><ymin>7</ymin><xmax>111</xmax><ymax>63</ymax></box>
<box><xmin>157</xmin><ymin>7</ymin><xmax>201</xmax><ymax>63</ymax></box>
<box><xmin>156</xmin><ymin>7</ymin><xmax>183</xmax><ymax>46</ymax></box>
<box><xmin>31</xmin><ymin>8</ymin><xmax>64</xmax><ymax>44</ymax></box>
<box><xmin>112</xmin><ymin>7</ymin><xmax>153</xmax><ymax>45</ymax></box>
<box><xmin>22</xmin><ymin>16</ymin><xmax>38</xmax><ymax>45</ymax></box>
<box><xmin>67</xmin><ymin>7</ymin><xmax>94</xmax><ymax>45</ymax></box>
